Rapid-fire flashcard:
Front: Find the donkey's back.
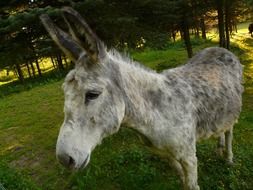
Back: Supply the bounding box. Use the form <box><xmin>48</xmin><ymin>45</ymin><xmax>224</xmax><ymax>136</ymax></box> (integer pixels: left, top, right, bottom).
<box><xmin>163</xmin><ymin>47</ymin><xmax>243</xmax><ymax>140</ymax></box>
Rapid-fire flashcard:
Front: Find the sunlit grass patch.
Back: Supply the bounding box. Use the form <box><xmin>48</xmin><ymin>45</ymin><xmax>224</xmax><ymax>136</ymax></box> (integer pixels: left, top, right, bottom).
<box><xmin>0</xmin><ymin>69</ymin><xmax>17</xmax><ymax>85</ymax></box>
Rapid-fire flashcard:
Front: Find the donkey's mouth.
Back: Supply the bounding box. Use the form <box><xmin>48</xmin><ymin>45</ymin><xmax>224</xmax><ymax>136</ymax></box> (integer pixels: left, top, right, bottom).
<box><xmin>79</xmin><ymin>154</ymin><xmax>90</xmax><ymax>170</ymax></box>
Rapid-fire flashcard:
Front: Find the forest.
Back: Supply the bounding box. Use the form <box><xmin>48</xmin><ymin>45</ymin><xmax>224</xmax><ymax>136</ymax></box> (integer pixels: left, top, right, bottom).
<box><xmin>0</xmin><ymin>0</ymin><xmax>253</xmax><ymax>84</ymax></box>
<box><xmin>0</xmin><ymin>0</ymin><xmax>253</xmax><ymax>190</ymax></box>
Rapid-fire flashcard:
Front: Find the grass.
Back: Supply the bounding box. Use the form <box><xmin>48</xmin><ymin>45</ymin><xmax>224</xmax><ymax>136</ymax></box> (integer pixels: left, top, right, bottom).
<box><xmin>0</xmin><ymin>160</ymin><xmax>40</xmax><ymax>190</ymax></box>
<box><xmin>0</xmin><ymin>24</ymin><xmax>253</xmax><ymax>190</ymax></box>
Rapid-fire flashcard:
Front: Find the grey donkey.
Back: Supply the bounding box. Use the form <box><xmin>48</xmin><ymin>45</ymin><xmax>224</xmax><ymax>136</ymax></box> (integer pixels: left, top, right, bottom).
<box><xmin>40</xmin><ymin>7</ymin><xmax>243</xmax><ymax>190</ymax></box>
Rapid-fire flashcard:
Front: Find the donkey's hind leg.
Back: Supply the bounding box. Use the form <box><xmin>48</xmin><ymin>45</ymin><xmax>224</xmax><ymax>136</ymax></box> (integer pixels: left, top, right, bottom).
<box><xmin>225</xmin><ymin>127</ymin><xmax>234</xmax><ymax>164</ymax></box>
<box><xmin>217</xmin><ymin>133</ymin><xmax>225</xmax><ymax>157</ymax></box>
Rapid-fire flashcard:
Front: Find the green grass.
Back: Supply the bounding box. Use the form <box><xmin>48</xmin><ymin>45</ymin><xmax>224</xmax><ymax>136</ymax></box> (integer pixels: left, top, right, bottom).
<box><xmin>1</xmin><ymin>25</ymin><xmax>253</xmax><ymax>190</ymax></box>
<box><xmin>0</xmin><ymin>160</ymin><xmax>40</xmax><ymax>190</ymax></box>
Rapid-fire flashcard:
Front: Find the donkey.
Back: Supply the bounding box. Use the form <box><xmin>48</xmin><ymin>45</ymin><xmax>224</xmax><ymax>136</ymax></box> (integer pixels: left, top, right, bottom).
<box><xmin>40</xmin><ymin>7</ymin><xmax>243</xmax><ymax>190</ymax></box>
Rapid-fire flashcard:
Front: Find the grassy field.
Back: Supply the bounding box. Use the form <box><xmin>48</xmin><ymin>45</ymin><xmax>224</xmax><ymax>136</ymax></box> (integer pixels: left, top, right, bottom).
<box><xmin>0</xmin><ymin>24</ymin><xmax>253</xmax><ymax>190</ymax></box>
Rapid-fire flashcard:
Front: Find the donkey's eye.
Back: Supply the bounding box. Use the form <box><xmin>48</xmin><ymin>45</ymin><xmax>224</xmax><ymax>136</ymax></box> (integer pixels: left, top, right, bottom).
<box><xmin>85</xmin><ymin>91</ymin><xmax>101</xmax><ymax>103</ymax></box>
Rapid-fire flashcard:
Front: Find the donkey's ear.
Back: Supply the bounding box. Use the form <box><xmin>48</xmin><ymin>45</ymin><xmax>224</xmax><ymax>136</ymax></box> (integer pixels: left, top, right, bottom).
<box><xmin>40</xmin><ymin>14</ymin><xmax>85</xmax><ymax>62</ymax></box>
<box><xmin>62</xmin><ymin>7</ymin><xmax>105</xmax><ymax>63</ymax></box>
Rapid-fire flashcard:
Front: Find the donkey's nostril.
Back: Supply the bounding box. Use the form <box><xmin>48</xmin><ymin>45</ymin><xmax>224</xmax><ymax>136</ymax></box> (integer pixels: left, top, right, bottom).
<box><xmin>57</xmin><ymin>153</ymin><xmax>76</xmax><ymax>169</ymax></box>
<box><xmin>68</xmin><ymin>156</ymin><xmax>75</xmax><ymax>167</ymax></box>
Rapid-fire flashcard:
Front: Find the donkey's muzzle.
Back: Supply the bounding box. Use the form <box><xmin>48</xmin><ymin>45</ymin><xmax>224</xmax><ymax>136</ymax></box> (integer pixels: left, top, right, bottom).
<box><xmin>57</xmin><ymin>151</ymin><xmax>90</xmax><ymax>170</ymax></box>
<box><xmin>57</xmin><ymin>152</ymin><xmax>76</xmax><ymax>169</ymax></box>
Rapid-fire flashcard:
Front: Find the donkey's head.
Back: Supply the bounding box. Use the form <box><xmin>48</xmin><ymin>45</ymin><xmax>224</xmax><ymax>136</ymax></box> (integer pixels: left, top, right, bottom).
<box><xmin>40</xmin><ymin>7</ymin><xmax>125</xmax><ymax>169</ymax></box>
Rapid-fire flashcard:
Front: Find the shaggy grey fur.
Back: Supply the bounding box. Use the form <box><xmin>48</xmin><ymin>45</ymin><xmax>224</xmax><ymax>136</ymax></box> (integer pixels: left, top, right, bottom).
<box><xmin>40</xmin><ymin>7</ymin><xmax>243</xmax><ymax>190</ymax></box>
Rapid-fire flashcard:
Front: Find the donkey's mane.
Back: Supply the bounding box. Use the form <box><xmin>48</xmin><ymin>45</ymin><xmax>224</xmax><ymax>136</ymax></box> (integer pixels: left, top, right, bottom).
<box><xmin>106</xmin><ymin>48</ymin><xmax>157</xmax><ymax>74</ymax></box>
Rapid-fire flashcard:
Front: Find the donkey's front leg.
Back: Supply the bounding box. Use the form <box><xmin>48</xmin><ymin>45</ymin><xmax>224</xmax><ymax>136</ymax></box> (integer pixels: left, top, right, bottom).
<box><xmin>168</xmin><ymin>157</ymin><xmax>185</xmax><ymax>186</ymax></box>
<box><xmin>180</xmin><ymin>149</ymin><xmax>200</xmax><ymax>190</ymax></box>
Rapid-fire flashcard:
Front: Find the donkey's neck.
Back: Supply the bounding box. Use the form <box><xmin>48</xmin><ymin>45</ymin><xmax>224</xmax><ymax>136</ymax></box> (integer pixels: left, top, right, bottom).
<box><xmin>109</xmin><ymin>55</ymin><xmax>165</xmax><ymax>136</ymax></box>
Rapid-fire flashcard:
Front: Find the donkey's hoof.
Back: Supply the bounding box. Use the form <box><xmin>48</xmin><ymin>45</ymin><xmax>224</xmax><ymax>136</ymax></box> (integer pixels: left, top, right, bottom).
<box><xmin>226</xmin><ymin>159</ymin><xmax>234</xmax><ymax>165</ymax></box>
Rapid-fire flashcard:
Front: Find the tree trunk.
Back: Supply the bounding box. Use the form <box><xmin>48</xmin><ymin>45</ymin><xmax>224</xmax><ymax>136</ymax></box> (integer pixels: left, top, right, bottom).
<box><xmin>35</xmin><ymin>58</ymin><xmax>42</xmax><ymax>77</ymax></box>
<box><xmin>181</xmin><ymin>18</ymin><xmax>193</xmax><ymax>58</ymax></box>
<box><xmin>50</xmin><ymin>56</ymin><xmax>56</xmax><ymax>68</ymax></box>
<box><xmin>179</xmin><ymin>30</ymin><xmax>183</xmax><ymax>40</ymax></box>
<box><xmin>200</xmin><ymin>16</ymin><xmax>206</xmax><ymax>39</ymax></box>
<box><xmin>63</xmin><ymin>55</ymin><xmax>68</xmax><ymax>68</ymax></box>
<box><xmin>26</xmin><ymin>63</ymin><xmax>32</xmax><ymax>78</ymax></box>
<box><xmin>191</xmin><ymin>0</ymin><xmax>199</xmax><ymax>39</ymax></box>
<box><xmin>30</xmin><ymin>62</ymin><xmax>36</xmax><ymax>77</ymax></box>
<box><xmin>233</xmin><ymin>21</ymin><xmax>237</xmax><ymax>33</ymax></box>
<box><xmin>195</xmin><ymin>26</ymin><xmax>200</xmax><ymax>38</ymax></box>
<box><xmin>171</xmin><ymin>30</ymin><xmax>176</xmax><ymax>42</ymax></box>
<box><xmin>15</xmin><ymin>63</ymin><xmax>24</xmax><ymax>83</ymax></box>
<box><xmin>56</xmin><ymin>54</ymin><xmax>64</xmax><ymax>71</ymax></box>
<box><xmin>13</xmin><ymin>69</ymin><xmax>18</xmax><ymax>79</ymax></box>
<box><xmin>224</xmin><ymin>0</ymin><xmax>230</xmax><ymax>49</ymax></box>
<box><xmin>217</xmin><ymin>0</ymin><xmax>226</xmax><ymax>48</ymax></box>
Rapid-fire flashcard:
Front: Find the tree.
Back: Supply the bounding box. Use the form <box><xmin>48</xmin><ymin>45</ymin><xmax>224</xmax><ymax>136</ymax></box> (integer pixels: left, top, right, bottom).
<box><xmin>214</xmin><ymin>0</ymin><xmax>246</xmax><ymax>49</ymax></box>
<box><xmin>0</xmin><ymin>2</ymin><xmax>63</xmax><ymax>82</ymax></box>
<box><xmin>0</xmin><ymin>0</ymin><xmax>251</xmax><ymax>84</ymax></box>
